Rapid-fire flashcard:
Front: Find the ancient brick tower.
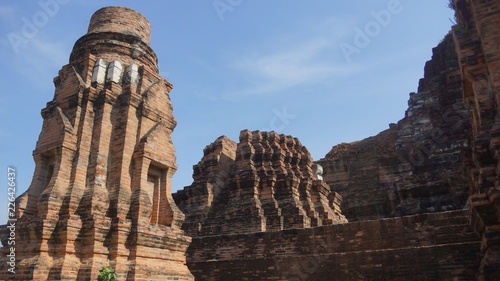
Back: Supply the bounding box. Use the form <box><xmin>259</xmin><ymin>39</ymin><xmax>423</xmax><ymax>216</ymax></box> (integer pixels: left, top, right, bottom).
<box><xmin>0</xmin><ymin>6</ymin><xmax>193</xmax><ymax>281</ymax></box>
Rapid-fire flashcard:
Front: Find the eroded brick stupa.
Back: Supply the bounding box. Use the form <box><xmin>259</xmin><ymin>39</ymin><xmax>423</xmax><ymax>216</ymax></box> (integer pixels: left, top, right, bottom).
<box><xmin>0</xmin><ymin>6</ymin><xmax>193</xmax><ymax>281</ymax></box>
<box><xmin>174</xmin><ymin>130</ymin><xmax>347</xmax><ymax>238</ymax></box>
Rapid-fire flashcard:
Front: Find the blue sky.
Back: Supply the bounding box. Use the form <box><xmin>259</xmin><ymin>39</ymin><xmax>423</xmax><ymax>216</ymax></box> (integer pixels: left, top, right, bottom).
<box><xmin>0</xmin><ymin>0</ymin><xmax>455</xmax><ymax>223</ymax></box>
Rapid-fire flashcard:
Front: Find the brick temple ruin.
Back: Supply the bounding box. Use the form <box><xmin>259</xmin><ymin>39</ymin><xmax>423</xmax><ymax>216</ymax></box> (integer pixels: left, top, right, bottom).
<box><xmin>1</xmin><ymin>0</ymin><xmax>499</xmax><ymax>280</ymax></box>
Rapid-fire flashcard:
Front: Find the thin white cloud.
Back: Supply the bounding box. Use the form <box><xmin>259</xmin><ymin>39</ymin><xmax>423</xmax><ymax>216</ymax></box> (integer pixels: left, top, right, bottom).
<box><xmin>222</xmin><ymin>39</ymin><xmax>359</xmax><ymax>99</ymax></box>
<box><xmin>214</xmin><ymin>16</ymin><xmax>364</xmax><ymax>100</ymax></box>
<box><xmin>236</xmin><ymin>38</ymin><xmax>334</xmax><ymax>82</ymax></box>
<box><xmin>5</xmin><ymin>37</ymin><xmax>69</xmax><ymax>87</ymax></box>
<box><xmin>30</xmin><ymin>38</ymin><xmax>68</xmax><ymax>67</ymax></box>
<box><xmin>0</xmin><ymin>5</ymin><xmax>16</xmax><ymax>20</ymax></box>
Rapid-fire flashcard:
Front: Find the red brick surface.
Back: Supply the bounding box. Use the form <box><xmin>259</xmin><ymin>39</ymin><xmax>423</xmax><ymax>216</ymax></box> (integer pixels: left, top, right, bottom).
<box><xmin>174</xmin><ymin>130</ymin><xmax>347</xmax><ymax>238</ymax></box>
<box><xmin>1</xmin><ymin>2</ymin><xmax>499</xmax><ymax>280</ymax></box>
<box><xmin>0</xmin><ymin>6</ymin><xmax>193</xmax><ymax>281</ymax></box>
<box><xmin>452</xmin><ymin>0</ymin><xmax>500</xmax><ymax>279</ymax></box>
<box><xmin>317</xmin><ymin>34</ymin><xmax>471</xmax><ymax>222</ymax></box>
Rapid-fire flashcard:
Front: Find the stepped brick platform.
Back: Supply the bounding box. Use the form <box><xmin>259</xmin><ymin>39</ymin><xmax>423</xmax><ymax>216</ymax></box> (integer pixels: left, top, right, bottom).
<box><xmin>187</xmin><ymin>210</ymin><xmax>481</xmax><ymax>280</ymax></box>
<box><xmin>0</xmin><ymin>1</ymin><xmax>499</xmax><ymax>280</ymax></box>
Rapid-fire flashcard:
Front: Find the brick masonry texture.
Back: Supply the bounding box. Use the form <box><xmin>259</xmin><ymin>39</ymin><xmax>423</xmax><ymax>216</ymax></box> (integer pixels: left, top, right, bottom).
<box><xmin>317</xmin><ymin>33</ymin><xmax>471</xmax><ymax>222</ymax></box>
<box><xmin>1</xmin><ymin>1</ymin><xmax>500</xmax><ymax>280</ymax></box>
<box><xmin>174</xmin><ymin>130</ymin><xmax>347</xmax><ymax>237</ymax></box>
<box><xmin>187</xmin><ymin>210</ymin><xmax>481</xmax><ymax>280</ymax></box>
<box><xmin>452</xmin><ymin>0</ymin><xmax>500</xmax><ymax>279</ymax></box>
<box><xmin>0</xmin><ymin>6</ymin><xmax>193</xmax><ymax>281</ymax></box>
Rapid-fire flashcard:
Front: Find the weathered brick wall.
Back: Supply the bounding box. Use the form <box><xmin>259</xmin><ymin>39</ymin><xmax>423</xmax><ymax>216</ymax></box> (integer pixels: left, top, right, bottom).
<box><xmin>173</xmin><ymin>136</ymin><xmax>237</xmax><ymax>237</ymax></box>
<box><xmin>451</xmin><ymin>0</ymin><xmax>500</xmax><ymax>279</ymax></box>
<box><xmin>187</xmin><ymin>210</ymin><xmax>481</xmax><ymax>281</ymax></box>
<box><xmin>317</xmin><ymin>33</ymin><xmax>471</xmax><ymax>222</ymax></box>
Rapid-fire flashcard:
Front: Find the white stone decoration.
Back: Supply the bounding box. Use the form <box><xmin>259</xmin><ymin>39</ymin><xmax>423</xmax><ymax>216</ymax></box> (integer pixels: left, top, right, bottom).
<box><xmin>313</xmin><ymin>163</ymin><xmax>323</xmax><ymax>181</ymax></box>
<box><xmin>125</xmin><ymin>64</ymin><xmax>139</xmax><ymax>85</ymax></box>
<box><xmin>106</xmin><ymin>61</ymin><xmax>123</xmax><ymax>83</ymax></box>
<box><xmin>91</xmin><ymin>58</ymin><xmax>107</xmax><ymax>84</ymax></box>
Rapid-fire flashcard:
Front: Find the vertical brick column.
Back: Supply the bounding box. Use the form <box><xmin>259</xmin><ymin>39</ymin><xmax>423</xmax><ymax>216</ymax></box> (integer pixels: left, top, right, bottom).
<box><xmin>452</xmin><ymin>0</ymin><xmax>500</xmax><ymax>279</ymax></box>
